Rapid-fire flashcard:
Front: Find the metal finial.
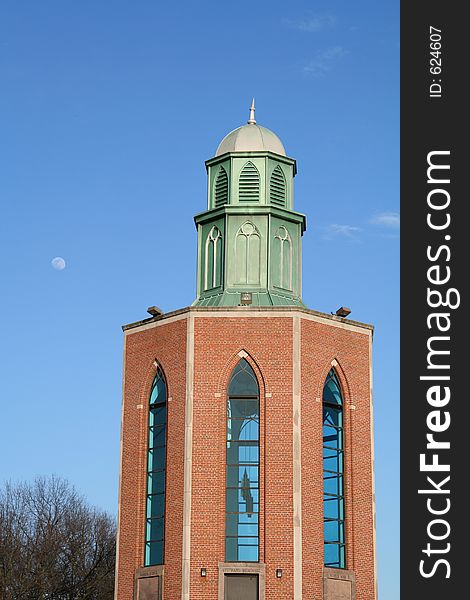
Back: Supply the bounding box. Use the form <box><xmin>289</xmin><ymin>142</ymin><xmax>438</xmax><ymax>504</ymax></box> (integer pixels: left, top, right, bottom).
<box><xmin>247</xmin><ymin>98</ymin><xmax>256</xmax><ymax>124</ymax></box>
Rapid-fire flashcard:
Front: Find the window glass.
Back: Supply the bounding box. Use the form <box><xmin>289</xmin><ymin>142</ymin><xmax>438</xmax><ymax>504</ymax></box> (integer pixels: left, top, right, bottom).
<box><xmin>226</xmin><ymin>359</ymin><xmax>260</xmax><ymax>562</ymax></box>
<box><xmin>144</xmin><ymin>367</ymin><xmax>167</xmax><ymax>565</ymax></box>
<box><xmin>323</xmin><ymin>369</ymin><xmax>345</xmax><ymax>568</ymax></box>
<box><xmin>145</xmin><ymin>541</ymin><xmax>163</xmax><ymax>566</ymax></box>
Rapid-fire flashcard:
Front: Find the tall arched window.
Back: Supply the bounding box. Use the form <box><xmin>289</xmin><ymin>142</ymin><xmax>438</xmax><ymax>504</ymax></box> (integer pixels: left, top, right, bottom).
<box><xmin>238</xmin><ymin>162</ymin><xmax>260</xmax><ymax>202</ymax></box>
<box><xmin>323</xmin><ymin>369</ymin><xmax>345</xmax><ymax>568</ymax></box>
<box><xmin>144</xmin><ymin>365</ymin><xmax>167</xmax><ymax>566</ymax></box>
<box><xmin>204</xmin><ymin>226</ymin><xmax>222</xmax><ymax>290</ymax></box>
<box><xmin>214</xmin><ymin>166</ymin><xmax>228</xmax><ymax>207</ymax></box>
<box><xmin>226</xmin><ymin>359</ymin><xmax>260</xmax><ymax>562</ymax></box>
<box><xmin>269</xmin><ymin>165</ymin><xmax>286</xmax><ymax>207</ymax></box>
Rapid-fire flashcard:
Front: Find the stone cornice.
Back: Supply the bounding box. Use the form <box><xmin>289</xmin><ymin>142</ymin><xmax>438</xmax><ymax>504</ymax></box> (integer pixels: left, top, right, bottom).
<box><xmin>122</xmin><ymin>305</ymin><xmax>374</xmax><ymax>335</ymax></box>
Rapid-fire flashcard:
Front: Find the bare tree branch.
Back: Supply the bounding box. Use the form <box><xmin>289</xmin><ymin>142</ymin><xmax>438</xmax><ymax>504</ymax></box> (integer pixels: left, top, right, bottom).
<box><xmin>0</xmin><ymin>476</ymin><xmax>115</xmax><ymax>600</ymax></box>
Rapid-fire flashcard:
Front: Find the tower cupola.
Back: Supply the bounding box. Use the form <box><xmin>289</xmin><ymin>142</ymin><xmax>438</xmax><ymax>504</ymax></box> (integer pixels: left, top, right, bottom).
<box><xmin>193</xmin><ymin>102</ymin><xmax>307</xmax><ymax>307</ymax></box>
<box><xmin>215</xmin><ymin>100</ymin><xmax>286</xmax><ymax>157</ymax></box>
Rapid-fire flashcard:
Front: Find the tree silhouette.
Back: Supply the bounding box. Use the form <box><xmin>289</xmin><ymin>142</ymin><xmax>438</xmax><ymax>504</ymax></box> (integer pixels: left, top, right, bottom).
<box><xmin>0</xmin><ymin>476</ymin><xmax>115</xmax><ymax>600</ymax></box>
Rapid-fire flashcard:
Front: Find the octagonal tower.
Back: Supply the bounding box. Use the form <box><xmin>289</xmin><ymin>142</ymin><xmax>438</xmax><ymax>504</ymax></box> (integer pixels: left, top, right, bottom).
<box><xmin>115</xmin><ymin>104</ymin><xmax>377</xmax><ymax>600</ymax></box>
<box><xmin>194</xmin><ymin>101</ymin><xmax>306</xmax><ymax>307</ymax></box>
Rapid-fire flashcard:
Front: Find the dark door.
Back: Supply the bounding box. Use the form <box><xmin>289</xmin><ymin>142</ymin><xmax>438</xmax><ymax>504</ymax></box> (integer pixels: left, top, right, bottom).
<box><xmin>224</xmin><ymin>574</ymin><xmax>259</xmax><ymax>600</ymax></box>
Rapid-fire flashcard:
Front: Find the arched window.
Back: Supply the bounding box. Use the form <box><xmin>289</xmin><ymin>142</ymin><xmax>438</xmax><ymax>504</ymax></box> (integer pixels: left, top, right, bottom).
<box><xmin>214</xmin><ymin>166</ymin><xmax>228</xmax><ymax>207</ymax></box>
<box><xmin>269</xmin><ymin>165</ymin><xmax>286</xmax><ymax>207</ymax></box>
<box><xmin>204</xmin><ymin>226</ymin><xmax>222</xmax><ymax>290</ymax></box>
<box><xmin>144</xmin><ymin>365</ymin><xmax>167</xmax><ymax>566</ymax></box>
<box><xmin>238</xmin><ymin>162</ymin><xmax>260</xmax><ymax>202</ymax></box>
<box><xmin>235</xmin><ymin>221</ymin><xmax>261</xmax><ymax>285</ymax></box>
<box><xmin>323</xmin><ymin>369</ymin><xmax>345</xmax><ymax>568</ymax></box>
<box><xmin>273</xmin><ymin>226</ymin><xmax>292</xmax><ymax>290</ymax></box>
<box><xmin>226</xmin><ymin>359</ymin><xmax>260</xmax><ymax>562</ymax></box>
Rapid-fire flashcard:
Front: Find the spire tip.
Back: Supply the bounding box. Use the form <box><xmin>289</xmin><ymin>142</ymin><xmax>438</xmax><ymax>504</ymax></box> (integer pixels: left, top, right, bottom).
<box><xmin>247</xmin><ymin>98</ymin><xmax>256</xmax><ymax>124</ymax></box>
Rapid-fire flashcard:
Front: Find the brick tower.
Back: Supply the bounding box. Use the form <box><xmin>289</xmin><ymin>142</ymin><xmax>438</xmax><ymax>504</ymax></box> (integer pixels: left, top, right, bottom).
<box><xmin>115</xmin><ymin>103</ymin><xmax>377</xmax><ymax>600</ymax></box>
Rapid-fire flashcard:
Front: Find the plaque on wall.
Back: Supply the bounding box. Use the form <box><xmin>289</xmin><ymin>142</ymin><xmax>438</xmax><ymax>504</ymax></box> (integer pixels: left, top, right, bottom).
<box><xmin>323</xmin><ymin>568</ymin><xmax>355</xmax><ymax>600</ymax></box>
<box><xmin>137</xmin><ymin>575</ymin><xmax>160</xmax><ymax>600</ymax></box>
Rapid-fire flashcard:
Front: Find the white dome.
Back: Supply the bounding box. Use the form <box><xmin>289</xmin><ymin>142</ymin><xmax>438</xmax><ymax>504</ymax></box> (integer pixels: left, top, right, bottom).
<box><xmin>215</xmin><ymin>123</ymin><xmax>286</xmax><ymax>157</ymax></box>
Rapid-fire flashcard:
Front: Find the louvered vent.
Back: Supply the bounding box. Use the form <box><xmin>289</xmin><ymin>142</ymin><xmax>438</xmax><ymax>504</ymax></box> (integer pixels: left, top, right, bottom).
<box><xmin>214</xmin><ymin>167</ymin><xmax>228</xmax><ymax>207</ymax></box>
<box><xmin>270</xmin><ymin>166</ymin><xmax>286</xmax><ymax>207</ymax></box>
<box><xmin>238</xmin><ymin>162</ymin><xmax>260</xmax><ymax>202</ymax></box>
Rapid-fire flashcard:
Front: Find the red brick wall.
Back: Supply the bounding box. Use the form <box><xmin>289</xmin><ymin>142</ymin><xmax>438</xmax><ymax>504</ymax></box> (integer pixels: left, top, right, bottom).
<box><xmin>301</xmin><ymin>319</ymin><xmax>375</xmax><ymax>600</ymax></box>
<box><xmin>190</xmin><ymin>315</ymin><xmax>294</xmax><ymax>600</ymax></box>
<box><xmin>116</xmin><ymin>317</ymin><xmax>187</xmax><ymax>600</ymax></box>
<box><xmin>115</xmin><ymin>310</ymin><xmax>375</xmax><ymax>600</ymax></box>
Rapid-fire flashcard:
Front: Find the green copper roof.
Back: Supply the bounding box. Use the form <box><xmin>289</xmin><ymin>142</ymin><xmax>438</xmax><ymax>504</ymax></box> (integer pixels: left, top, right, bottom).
<box><xmin>193</xmin><ymin>102</ymin><xmax>305</xmax><ymax>308</ymax></box>
<box><xmin>194</xmin><ymin>290</ymin><xmax>305</xmax><ymax>308</ymax></box>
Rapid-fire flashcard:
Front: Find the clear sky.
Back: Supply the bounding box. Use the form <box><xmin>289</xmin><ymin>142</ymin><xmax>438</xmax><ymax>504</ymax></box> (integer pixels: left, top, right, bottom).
<box><xmin>0</xmin><ymin>1</ymin><xmax>399</xmax><ymax>597</ymax></box>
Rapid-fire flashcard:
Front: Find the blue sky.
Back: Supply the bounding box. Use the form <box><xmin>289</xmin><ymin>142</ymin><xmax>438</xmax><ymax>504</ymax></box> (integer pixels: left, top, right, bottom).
<box><xmin>0</xmin><ymin>1</ymin><xmax>398</xmax><ymax>597</ymax></box>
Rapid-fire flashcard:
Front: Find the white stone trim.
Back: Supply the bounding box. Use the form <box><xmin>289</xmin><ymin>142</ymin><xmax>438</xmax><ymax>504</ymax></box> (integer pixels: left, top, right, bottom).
<box><xmin>124</xmin><ymin>312</ymin><xmax>189</xmax><ymax>335</ymax></box>
<box><xmin>182</xmin><ymin>314</ymin><xmax>195</xmax><ymax>600</ymax></box>
<box><xmin>124</xmin><ymin>308</ymin><xmax>372</xmax><ymax>337</ymax></box>
<box><xmin>369</xmin><ymin>334</ymin><xmax>378</xmax><ymax>600</ymax></box>
<box><xmin>293</xmin><ymin>316</ymin><xmax>303</xmax><ymax>599</ymax></box>
<box><xmin>113</xmin><ymin>336</ymin><xmax>127</xmax><ymax>600</ymax></box>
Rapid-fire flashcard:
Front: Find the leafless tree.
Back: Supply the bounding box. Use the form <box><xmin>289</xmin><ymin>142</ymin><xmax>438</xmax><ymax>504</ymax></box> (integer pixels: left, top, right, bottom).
<box><xmin>0</xmin><ymin>476</ymin><xmax>115</xmax><ymax>600</ymax></box>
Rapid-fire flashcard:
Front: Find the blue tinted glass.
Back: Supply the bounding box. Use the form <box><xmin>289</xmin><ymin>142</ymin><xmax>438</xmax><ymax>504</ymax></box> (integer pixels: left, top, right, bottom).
<box><xmin>323</xmin><ymin>425</ymin><xmax>341</xmax><ymax>449</ymax></box>
<box><xmin>225</xmin><ymin>537</ymin><xmax>238</xmax><ymax>561</ymax></box>
<box><xmin>323</xmin><ymin>370</ymin><xmax>345</xmax><ymax>568</ymax></box>
<box><xmin>226</xmin><ymin>488</ymin><xmax>259</xmax><ymax>513</ymax></box>
<box><xmin>240</xmin><ymin>487</ymin><xmax>259</xmax><ymax>501</ymax></box>
<box><xmin>323</xmin><ymin>370</ymin><xmax>343</xmax><ymax>406</ymax></box>
<box><xmin>149</xmin><ymin>425</ymin><xmax>166</xmax><ymax>448</ymax></box>
<box><xmin>238</xmin><ymin>501</ymin><xmax>259</xmax><ymax>514</ymax></box>
<box><xmin>239</xmin><ymin>419</ymin><xmax>259</xmax><ymax>440</ymax></box>
<box><xmin>226</xmin><ymin>360</ymin><xmax>259</xmax><ymax>562</ymax></box>
<box><xmin>323</xmin><ymin>454</ymin><xmax>339</xmax><ymax>473</ymax></box>
<box><xmin>324</xmin><ymin>474</ymin><xmax>343</xmax><ymax>496</ymax></box>
<box><xmin>145</xmin><ymin>541</ymin><xmax>163</xmax><ymax>565</ymax></box>
<box><xmin>226</xmin><ymin>513</ymin><xmax>239</xmax><ymax>537</ymax></box>
<box><xmin>324</xmin><ymin>520</ymin><xmax>341</xmax><ymax>543</ymax></box>
<box><xmin>146</xmin><ymin>517</ymin><xmax>164</xmax><ymax>542</ymax></box>
<box><xmin>228</xmin><ymin>360</ymin><xmax>259</xmax><ymax>396</ymax></box>
<box><xmin>150</xmin><ymin>370</ymin><xmax>167</xmax><ymax>405</ymax></box>
<box><xmin>323</xmin><ymin>499</ymin><xmax>344</xmax><ymax>521</ymax></box>
<box><xmin>238</xmin><ymin>543</ymin><xmax>259</xmax><ymax>562</ymax></box>
<box><xmin>147</xmin><ymin>471</ymin><xmax>165</xmax><ymax>495</ymax></box>
<box><xmin>234</xmin><ymin>443</ymin><xmax>259</xmax><ymax>464</ymax></box>
<box><xmin>150</xmin><ymin>405</ymin><xmax>166</xmax><ymax>427</ymax></box>
<box><xmin>238</xmin><ymin>512</ymin><xmax>259</xmax><ymax>524</ymax></box>
<box><xmin>226</xmin><ymin>465</ymin><xmax>259</xmax><ymax>486</ymax></box>
<box><xmin>147</xmin><ymin>493</ymin><xmax>164</xmax><ymax>518</ymax></box>
<box><xmin>324</xmin><ymin>497</ymin><xmax>340</xmax><ymax>520</ymax></box>
<box><xmin>226</xmin><ymin>488</ymin><xmax>240</xmax><ymax>513</ymax></box>
<box><xmin>236</xmin><ymin>482</ymin><xmax>258</xmax><ymax>514</ymax></box>
<box><xmin>145</xmin><ymin>367</ymin><xmax>167</xmax><ymax>566</ymax></box>
<box><xmin>339</xmin><ymin>545</ymin><xmax>346</xmax><ymax>568</ymax></box>
<box><xmin>148</xmin><ymin>448</ymin><xmax>166</xmax><ymax>472</ymax></box>
<box><xmin>229</xmin><ymin>399</ymin><xmax>259</xmax><ymax>419</ymax></box>
<box><xmin>323</xmin><ymin>406</ymin><xmax>342</xmax><ymax>427</ymax></box>
<box><xmin>228</xmin><ymin>417</ymin><xmax>259</xmax><ymax>441</ymax></box>
<box><xmin>226</xmin><ymin>516</ymin><xmax>260</xmax><ymax>537</ymax></box>
<box><xmin>339</xmin><ymin>522</ymin><xmax>345</xmax><ymax>543</ymax></box>
<box><xmin>324</xmin><ymin>543</ymin><xmax>340</xmax><ymax>567</ymax></box>
<box><xmin>237</xmin><ymin>523</ymin><xmax>258</xmax><ymax>536</ymax></box>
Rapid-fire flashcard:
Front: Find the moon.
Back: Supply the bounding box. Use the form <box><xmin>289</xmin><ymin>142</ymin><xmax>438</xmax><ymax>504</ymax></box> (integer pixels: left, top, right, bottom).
<box><xmin>51</xmin><ymin>257</ymin><xmax>66</xmax><ymax>270</ymax></box>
